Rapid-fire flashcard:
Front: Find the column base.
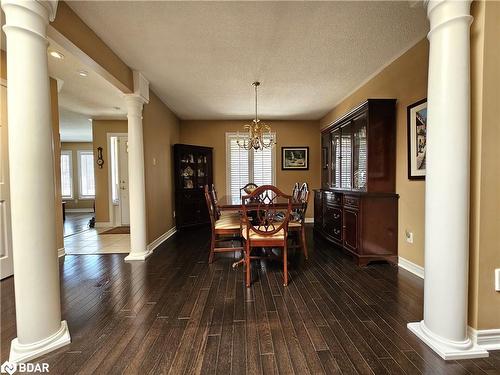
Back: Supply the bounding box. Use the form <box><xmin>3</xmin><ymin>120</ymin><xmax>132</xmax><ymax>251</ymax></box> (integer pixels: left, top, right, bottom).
<box><xmin>408</xmin><ymin>321</ymin><xmax>489</xmax><ymax>360</ymax></box>
<box><xmin>124</xmin><ymin>249</ymin><xmax>153</xmax><ymax>261</ymax></box>
<box><xmin>9</xmin><ymin>320</ymin><xmax>71</xmax><ymax>363</ymax></box>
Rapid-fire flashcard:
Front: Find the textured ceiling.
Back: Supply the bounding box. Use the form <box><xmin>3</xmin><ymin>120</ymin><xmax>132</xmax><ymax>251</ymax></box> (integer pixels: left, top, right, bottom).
<box><xmin>68</xmin><ymin>1</ymin><xmax>428</xmax><ymax>120</ymax></box>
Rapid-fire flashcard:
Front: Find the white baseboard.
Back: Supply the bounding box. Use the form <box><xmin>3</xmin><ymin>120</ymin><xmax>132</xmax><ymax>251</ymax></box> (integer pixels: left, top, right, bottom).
<box><xmin>398</xmin><ymin>256</ymin><xmax>424</xmax><ymax>279</ymax></box>
<box><xmin>147</xmin><ymin>227</ymin><xmax>177</xmax><ymax>252</ymax></box>
<box><xmin>65</xmin><ymin>208</ymin><xmax>94</xmax><ymax>213</ymax></box>
<box><xmin>468</xmin><ymin>327</ymin><xmax>500</xmax><ymax>351</ymax></box>
<box><xmin>57</xmin><ymin>248</ymin><xmax>65</xmax><ymax>257</ymax></box>
<box><xmin>95</xmin><ymin>221</ymin><xmax>113</xmax><ymax>228</ymax></box>
<box><xmin>305</xmin><ymin>218</ymin><xmax>314</xmax><ymax>224</ymax></box>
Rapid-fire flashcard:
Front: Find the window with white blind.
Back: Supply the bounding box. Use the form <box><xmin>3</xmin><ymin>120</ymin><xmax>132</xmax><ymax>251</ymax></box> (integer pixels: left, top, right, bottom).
<box><xmin>60</xmin><ymin>150</ymin><xmax>73</xmax><ymax>199</ymax></box>
<box><xmin>226</xmin><ymin>132</ymin><xmax>276</xmax><ymax>196</ymax></box>
<box><xmin>77</xmin><ymin>150</ymin><xmax>95</xmax><ymax>198</ymax></box>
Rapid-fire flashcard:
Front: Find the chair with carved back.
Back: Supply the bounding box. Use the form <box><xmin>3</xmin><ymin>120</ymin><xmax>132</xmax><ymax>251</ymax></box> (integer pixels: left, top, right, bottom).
<box><xmin>240</xmin><ymin>183</ymin><xmax>258</xmax><ymax>198</ymax></box>
<box><xmin>241</xmin><ymin>185</ymin><xmax>292</xmax><ymax>287</ymax></box>
<box><xmin>288</xmin><ymin>182</ymin><xmax>310</xmax><ymax>259</ymax></box>
<box><xmin>211</xmin><ymin>184</ymin><xmax>239</xmax><ymax>220</ymax></box>
<box><xmin>204</xmin><ymin>185</ymin><xmax>243</xmax><ymax>263</ymax></box>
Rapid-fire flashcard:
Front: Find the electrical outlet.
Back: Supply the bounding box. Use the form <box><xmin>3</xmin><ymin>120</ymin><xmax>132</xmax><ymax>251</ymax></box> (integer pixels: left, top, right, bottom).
<box><xmin>495</xmin><ymin>269</ymin><xmax>500</xmax><ymax>292</ymax></box>
<box><xmin>405</xmin><ymin>230</ymin><xmax>414</xmax><ymax>244</ymax></box>
<box><xmin>152</xmin><ymin>157</ymin><xmax>157</xmax><ymax>166</ymax></box>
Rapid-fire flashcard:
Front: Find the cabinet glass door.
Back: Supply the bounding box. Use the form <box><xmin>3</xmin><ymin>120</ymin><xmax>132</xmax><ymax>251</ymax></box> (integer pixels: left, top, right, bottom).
<box><xmin>195</xmin><ymin>152</ymin><xmax>209</xmax><ymax>189</ymax></box>
<box><xmin>352</xmin><ymin>114</ymin><xmax>368</xmax><ymax>191</ymax></box>
<box><xmin>331</xmin><ymin>128</ymin><xmax>341</xmax><ymax>189</ymax></box>
<box><xmin>321</xmin><ymin>132</ymin><xmax>331</xmax><ymax>188</ymax></box>
<box><xmin>340</xmin><ymin>122</ymin><xmax>352</xmax><ymax>189</ymax></box>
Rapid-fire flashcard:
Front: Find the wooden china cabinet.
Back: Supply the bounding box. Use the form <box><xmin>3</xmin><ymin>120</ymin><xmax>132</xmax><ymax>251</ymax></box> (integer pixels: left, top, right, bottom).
<box><xmin>314</xmin><ymin>99</ymin><xmax>399</xmax><ymax>266</ymax></box>
<box><xmin>174</xmin><ymin>144</ymin><xmax>213</xmax><ymax>229</ymax></box>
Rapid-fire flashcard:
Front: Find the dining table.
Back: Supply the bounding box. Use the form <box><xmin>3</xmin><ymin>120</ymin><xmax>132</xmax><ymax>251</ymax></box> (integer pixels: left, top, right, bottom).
<box><xmin>218</xmin><ymin>194</ymin><xmax>302</xmax><ymax>211</ymax></box>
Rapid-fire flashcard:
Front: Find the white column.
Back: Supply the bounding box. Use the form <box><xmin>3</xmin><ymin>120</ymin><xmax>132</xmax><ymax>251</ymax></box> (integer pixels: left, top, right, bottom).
<box><xmin>1</xmin><ymin>0</ymin><xmax>70</xmax><ymax>363</ymax></box>
<box><xmin>124</xmin><ymin>94</ymin><xmax>150</xmax><ymax>261</ymax></box>
<box><xmin>407</xmin><ymin>0</ymin><xmax>488</xmax><ymax>360</ymax></box>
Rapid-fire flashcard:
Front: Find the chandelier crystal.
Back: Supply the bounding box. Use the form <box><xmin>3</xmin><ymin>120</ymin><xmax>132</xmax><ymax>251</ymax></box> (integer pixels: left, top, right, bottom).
<box><xmin>237</xmin><ymin>82</ymin><xmax>276</xmax><ymax>151</ymax></box>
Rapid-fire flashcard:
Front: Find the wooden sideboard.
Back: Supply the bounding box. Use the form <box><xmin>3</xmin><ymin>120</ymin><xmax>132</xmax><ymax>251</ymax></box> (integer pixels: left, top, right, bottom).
<box><xmin>314</xmin><ymin>99</ymin><xmax>399</xmax><ymax>265</ymax></box>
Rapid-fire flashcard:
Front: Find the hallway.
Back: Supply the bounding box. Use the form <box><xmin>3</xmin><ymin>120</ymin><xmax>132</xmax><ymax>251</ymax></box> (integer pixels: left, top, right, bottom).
<box><xmin>1</xmin><ymin>227</ymin><xmax>498</xmax><ymax>374</ymax></box>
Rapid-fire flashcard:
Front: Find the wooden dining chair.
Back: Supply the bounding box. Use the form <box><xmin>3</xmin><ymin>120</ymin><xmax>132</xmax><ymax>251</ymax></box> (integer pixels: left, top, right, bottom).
<box><xmin>204</xmin><ymin>185</ymin><xmax>243</xmax><ymax>263</ymax></box>
<box><xmin>288</xmin><ymin>182</ymin><xmax>310</xmax><ymax>259</ymax></box>
<box><xmin>241</xmin><ymin>185</ymin><xmax>292</xmax><ymax>287</ymax></box>
<box><xmin>210</xmin><ymin>184</ymin><xmax>239</xmax><ymax>220</ymax></box>
<box><xmin>292</xmin><ymin>182</ymin><xmax>300</xmax><ymax>201</ymax></box>
<box><xmin>240</xmin><ymin>183</ymin><xmax>258</xmax><ymax>198</ymax></box>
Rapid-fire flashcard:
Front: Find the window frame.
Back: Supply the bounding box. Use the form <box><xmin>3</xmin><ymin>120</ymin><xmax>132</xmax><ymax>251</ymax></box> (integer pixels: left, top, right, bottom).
<box><xmin>60</xmin><ymin>150</ymin><xmax>73</xmax><ymax>199</ymax></box>
<box><xmin>77</xmin><ymin>150</ymin><xmax>95</xmax><ymax>199</ymax></box>
<box><xmin>225</xmin><ymin>132</ymin><xmax>276</xmax><ymax>196</ymax></box>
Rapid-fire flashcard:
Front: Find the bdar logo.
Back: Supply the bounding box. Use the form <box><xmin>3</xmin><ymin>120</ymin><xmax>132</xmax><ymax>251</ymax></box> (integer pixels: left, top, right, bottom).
<box><xmin>0</xmin><ymin>361</ymin><xmax>17</xmax><ymax>375</ymax></box>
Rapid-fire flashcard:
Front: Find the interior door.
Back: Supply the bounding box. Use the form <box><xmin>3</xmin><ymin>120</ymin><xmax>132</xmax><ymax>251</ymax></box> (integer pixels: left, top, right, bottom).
<box><xmin>0</xmin><ymin>81</ymin><xmax>14</xmax><ymax>279</ymax></box>
<box><xmin>118</xmin><ymin>136</ymin><xmax>130</xmax><ymax>225</ymax></box>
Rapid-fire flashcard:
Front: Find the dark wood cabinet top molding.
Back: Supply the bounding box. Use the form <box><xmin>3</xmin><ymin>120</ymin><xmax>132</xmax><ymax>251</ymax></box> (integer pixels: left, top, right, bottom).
<box><xmin>321</xmin><ymin>99</ymin><xmax>397</xmax><ymax>134</ymax></box>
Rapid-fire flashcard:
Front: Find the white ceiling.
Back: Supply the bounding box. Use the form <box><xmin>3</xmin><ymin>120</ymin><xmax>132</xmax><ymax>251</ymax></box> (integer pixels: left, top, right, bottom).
<box><xmin>68</xmin><ymin>1</ymin><xmax>428</xmax><ymax>121</ymax></box>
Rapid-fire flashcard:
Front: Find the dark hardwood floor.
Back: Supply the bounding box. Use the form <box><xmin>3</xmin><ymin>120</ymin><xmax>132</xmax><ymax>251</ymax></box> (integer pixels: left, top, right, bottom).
<box><xmin>1</xmin><ymin>226</ymin><xmax>499</xmax><ymax>374</ymax></box>
<box><xmin>63</xmin><ymin>212</ymin><xmax>94</xmax><ymax>237</ymax></box>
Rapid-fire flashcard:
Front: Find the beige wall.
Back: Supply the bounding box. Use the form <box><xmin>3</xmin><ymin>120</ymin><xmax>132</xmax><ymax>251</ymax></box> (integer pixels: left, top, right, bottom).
<box><xmin>468</xmin><ymin>0</ymin><xmax>500</xmax><ymax>331</ymax></box>
<box><xmin>143</xmin><ymin>91</ymin><xmax>180</xmax><ymax>242</ymax></box>
<box><xmin>60</xmin><ymin>142</ymin><xmax>95</xmax><ymax>210</ymax></box>
<box><xmin>320</xmin><ymin>39</ymin><xmax>429</xmax><ymax>266</ymax></box>
<box><xmin>180</xmin><ymin>120</ymin><xmax>320</xmax><ymax>218</ymax></box>
<box><xmin>92</xmin><ymin>120</ymin><xmax>127</xmax><ymax>223</ymax></box>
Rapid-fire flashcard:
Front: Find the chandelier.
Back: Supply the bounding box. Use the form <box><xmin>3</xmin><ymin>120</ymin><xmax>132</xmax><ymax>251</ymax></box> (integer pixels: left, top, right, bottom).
<box><xmin>237</xmin><ymin>82</ymin><xmax>276</xmax><ymax>150</ymax></box>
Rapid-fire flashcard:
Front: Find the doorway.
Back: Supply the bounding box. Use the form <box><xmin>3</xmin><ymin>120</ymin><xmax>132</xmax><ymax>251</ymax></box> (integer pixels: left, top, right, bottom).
<box><xmin>109</xmin><ymin>134</ymin><xmax>129</xmax><ymax>227</ymax></box>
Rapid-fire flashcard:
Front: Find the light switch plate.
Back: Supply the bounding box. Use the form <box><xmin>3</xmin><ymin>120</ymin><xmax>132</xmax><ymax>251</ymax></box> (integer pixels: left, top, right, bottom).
<box><xmin>495</xmin><ymin>269</ymin><xmax>500</xmax><ymax>292</ymax></box>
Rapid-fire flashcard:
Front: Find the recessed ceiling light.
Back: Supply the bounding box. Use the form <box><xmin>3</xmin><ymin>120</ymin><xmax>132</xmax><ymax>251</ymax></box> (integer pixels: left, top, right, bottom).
<box><xmin>49</xmin><ymin>51</ymin><xmax>64</xmax><ymax>59</ymax></box>
<box><xmin>77</xmin><ymin>70</ymin><xmax>88</xmax><ymax>77</ymax></box>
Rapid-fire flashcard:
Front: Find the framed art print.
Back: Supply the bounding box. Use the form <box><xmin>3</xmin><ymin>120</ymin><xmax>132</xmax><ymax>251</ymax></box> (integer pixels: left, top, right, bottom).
<box><xmin>282</xmin><ymin>147</ymin><xmax>309</xmax><ymax>170</ymax></box>
<box><xmin>407</xmin><ymin>99</ymin><xmax>427</xmax><ymax>180</ymax></box>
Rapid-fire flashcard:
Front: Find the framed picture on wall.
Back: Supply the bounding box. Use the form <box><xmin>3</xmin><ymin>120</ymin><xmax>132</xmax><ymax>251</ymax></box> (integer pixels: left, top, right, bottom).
<box><xmin>282</xmin><ymin>147</ymin><xmax>309</xmax><ymax>170</ymax></box>
<box><xmin>407</xmin><ymin>99</ymin><xmax>427</xmax><ymax>180</ymax></box>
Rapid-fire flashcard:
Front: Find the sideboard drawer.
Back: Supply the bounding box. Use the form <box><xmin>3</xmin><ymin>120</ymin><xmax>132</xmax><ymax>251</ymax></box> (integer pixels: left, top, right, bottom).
<box><xmin>324</xmin><ymin>191</ymin><xmax>342</xmax><ymax>207</ymax></box>
<box><xmin>344</xmin><ymin>195</ymin><xmax>360</xmax><ymax>209</ymax></box>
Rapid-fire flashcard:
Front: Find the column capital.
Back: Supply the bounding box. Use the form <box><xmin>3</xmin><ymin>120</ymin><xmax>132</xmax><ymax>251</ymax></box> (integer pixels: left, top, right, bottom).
<box><xmin>426</xmin><ymin>0</ymin><xmax>472</xmax><ymax>39</ymax></box>
<box><xmin>1</xmin><ymin>0</ymin><xmax>58</xmax><ymax>21</ymax></box>
<box><xmin>124</xmin><ymin>94</ymin><xmax>147</xmax><ymax>117</ymax></box>
<box><xmin>1</xmin><ymin>0</ymin><xmax>58</xmax><ymax>42</ymax></box>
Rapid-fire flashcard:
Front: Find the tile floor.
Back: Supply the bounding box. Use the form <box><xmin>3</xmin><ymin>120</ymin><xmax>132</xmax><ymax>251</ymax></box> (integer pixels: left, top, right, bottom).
<box><xmin>64</xmin><ymin>227</ymin><xmax>130</xmax><ymax>255</ymax></box>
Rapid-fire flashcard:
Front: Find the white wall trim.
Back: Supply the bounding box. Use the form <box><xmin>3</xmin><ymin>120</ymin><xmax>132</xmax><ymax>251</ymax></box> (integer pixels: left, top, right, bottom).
<box><xmin>57</xmin><ymin>248</ymin><xmax>65</xmax><ymax>257</ymax></box>
<box><xmin>65</xmin><ymin>208</ymin><xmax>94</xmax><ymax>213</ymax></box>
<box><xmin>468</xmin><ymin>327</ymin><xmax>500</xmax><ymax>351</ymax></box>
<box><xmin>305</xmin><ymin>218</ymin><xmax>314</xmax><ymax>224</ymax></box>
<box><xmin>95</xmin><ymin>221</ymin><xmax>113</xmax><ymax>228</ymax></box>
<box><xmin>147</xmin><ymin>226</ymin><xmax>177</xmax><ymax>252</ymax></box>
<box><xmin>398</xmin><ymin>256</ymin><xmax>424</xmax><ymax>279</ymax></box>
